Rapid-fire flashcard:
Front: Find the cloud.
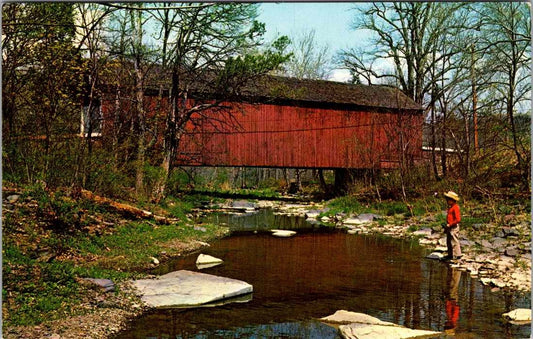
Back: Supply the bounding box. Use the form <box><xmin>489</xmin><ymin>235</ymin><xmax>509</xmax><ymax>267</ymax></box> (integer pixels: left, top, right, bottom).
<box><xmin>329</xmin><ymin>69</ymin><xmax>351</xmax><ymax>83</ymax></box>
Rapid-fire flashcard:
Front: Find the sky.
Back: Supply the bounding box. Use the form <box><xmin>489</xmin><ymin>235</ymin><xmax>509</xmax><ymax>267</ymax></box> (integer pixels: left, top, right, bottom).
<box><xmin>257</xmin><ymin>2</ymin><xmax>369</xmax><ymax>82</ymax></box>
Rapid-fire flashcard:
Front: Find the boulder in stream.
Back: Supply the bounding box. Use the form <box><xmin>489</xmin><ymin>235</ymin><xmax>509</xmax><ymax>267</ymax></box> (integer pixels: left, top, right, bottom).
<box><xmin>271</xmin><ymin>229</ymin><xmax>297</xmax><ymax>238</ymax></box>
<box><xmin>344</xmin><ymin>213</ymin><xmax>381</xmax><ymax>226</ymax></box>
<box><xmin>196</xmin><ymin>254</ymin><xmax>223</xmax><ymax>269</ymax></box>
<box><xmin>305</xmin><ymin>210</ymin><xmax>321</xmax><ymax>219</ymax></box>
<box><xmin>412</xmin><ymin>228</ymin><xmax>433</xmax><ymax>237</ymax></box>
<box><xmin>321</xmin><ymin>310</ymin><xmax>442</xmax><ymax>339</ymax></box>
<box><xmin>343</xmin><ymin>218</ymin><xmax>367</xmax><ymax>225</ymax></box>
<box><xmin>321</xmin><ymin>310</ymin><xmax>396</xmax><ymax>326</ymax></box>
<box><xmin>502</xmin><ymin>308</ymin><xmax>531</xmax><ymax>324</ymax></box>
<box><xmin>426</xmin><ymin>252</ymin><xmax>445</xmax><ymax>260</ymax></box>
<box><xmin>132</xmin><ymin>270</ymin><xmax>253</xmax><ymax>308</ymax></box>
<box><xmin>339</xmin><ymin>323</ymin><xmax>442</xmax><ymax>339</ymax></box>
<box><xmin>231</xmin><ymin>200</ymin><xmax>258</xmax><ymax>212</ymax></box>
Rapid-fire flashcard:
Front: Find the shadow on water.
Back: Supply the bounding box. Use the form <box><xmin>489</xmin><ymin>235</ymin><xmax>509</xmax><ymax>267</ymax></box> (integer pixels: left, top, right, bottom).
<box><xmin>115</xmin><ymin>209</ymin><xmax>531</xmax><ymax>339</ymax></box>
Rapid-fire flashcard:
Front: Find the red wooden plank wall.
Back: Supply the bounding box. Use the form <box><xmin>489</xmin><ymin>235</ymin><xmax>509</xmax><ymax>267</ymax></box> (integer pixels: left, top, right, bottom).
<box><xmin>177</xmin><ymin>102</ymin><xmax>423</xmax><ymax>169</ymax></box>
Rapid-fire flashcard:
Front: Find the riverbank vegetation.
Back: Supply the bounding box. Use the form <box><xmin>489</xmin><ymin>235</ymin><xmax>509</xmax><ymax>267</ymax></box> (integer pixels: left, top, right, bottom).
<box><xmin>2</xmin><ymin>183</ymin><xmax>227</xmax><ymax>330</ymax></box>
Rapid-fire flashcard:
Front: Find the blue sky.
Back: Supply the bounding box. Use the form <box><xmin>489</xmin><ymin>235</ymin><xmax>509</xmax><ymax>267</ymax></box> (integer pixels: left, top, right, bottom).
<box><xmin>257</xmin><ymin>2</ymin><xmax>366</xmax><ymax>81</ymax></box>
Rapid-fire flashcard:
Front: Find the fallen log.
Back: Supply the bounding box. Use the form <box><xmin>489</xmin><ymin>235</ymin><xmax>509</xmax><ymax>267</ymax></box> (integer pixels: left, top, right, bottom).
<box><xmin>80</xmin><ymin>189</ymin><xmax>178</xmax><ymax>224</ymax></box>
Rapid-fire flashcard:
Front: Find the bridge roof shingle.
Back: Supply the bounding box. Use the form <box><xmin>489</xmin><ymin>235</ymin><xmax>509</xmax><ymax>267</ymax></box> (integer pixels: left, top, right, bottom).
<box><xmin>111</xmin><ymin>65</ymin><xmax>422</xmax><ymax>113</ymax></box>
<box><xmin>240</xmin><ymin>76</ymin><xmax>422</xmax><ymax>112</ymax></box>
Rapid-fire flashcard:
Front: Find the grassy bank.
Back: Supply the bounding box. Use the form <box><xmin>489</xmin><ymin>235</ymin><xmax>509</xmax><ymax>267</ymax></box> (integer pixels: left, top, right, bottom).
<box><xmin>2</xmin><ymin>184</ymin><xmax>227</xmax><ymax>330</ymax></box>
<box><xmin>322</xmin><ymin>193</ymin><xmax>531</xmax><ymax>245</ymax></box>
<box><xmin>323</xmin><ymin>192</ymin><xmax>530</xmax><ymax>222</ymax></box>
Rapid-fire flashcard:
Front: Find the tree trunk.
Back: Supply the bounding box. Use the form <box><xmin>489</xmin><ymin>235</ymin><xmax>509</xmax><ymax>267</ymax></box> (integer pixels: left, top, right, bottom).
<box><xmin>295</xmin><ymin>169</ymin><xmax>303</xmax><ymax>192</ymax></box>
<box><xmin>134</xmin><ymin>64</ymin><xmax>146</xmax><ymax>196</ymax></box>
<box><xmin>152</xmin><ymin>67</ymin><xmax>180</xmax><ymax>202</ymax></box>
<box><xmin>463</xmin><ymin>108</ymin><xmax>470</xmax><ymax>179</ymax></box>
<box><xmin>430</xmin><ymin>100</ymin><xmax>439</xmax><ymax>180</ymax></box>
<box><xmin>132</xmin><ymin>7</ymin><xmax>146</xmax><ymax>197</ymax></box>
<box><xmin>334</xmin><ymin>169</ymin><xmax>355</xmax><ymax>195</ymax></box>
<box><xmin>113</xmin><ymin>82</ymin><xmax>122</xmax><ymax>169</ymax></box>
<box><xmin>318</xmin><ymin>169</ymin><xmax>327</xmax><ymax>191</ymax></box>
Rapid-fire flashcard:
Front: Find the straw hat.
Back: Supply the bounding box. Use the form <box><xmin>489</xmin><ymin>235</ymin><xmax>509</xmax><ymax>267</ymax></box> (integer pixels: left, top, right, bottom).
<box><xmin>443</xmin><ymin>191</ymin><xmax>460</xmax><ymax>201</ymax></box>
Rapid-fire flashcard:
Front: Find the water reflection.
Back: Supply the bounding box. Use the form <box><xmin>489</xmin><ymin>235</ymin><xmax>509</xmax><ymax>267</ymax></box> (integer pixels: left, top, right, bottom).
<box><xmin>201</xmin><ymin>208</ymin><xmax>324</xmax><ymax>232</ymax></box>
<box><xmin>115</xmin><ymin>210</ymin><xmax>531</xmax><ymax>339</ymax></box>
<box><xmin>444</xmin><ymin>267</ymin><xmax>461</xmax><ymax>335</ymax></box>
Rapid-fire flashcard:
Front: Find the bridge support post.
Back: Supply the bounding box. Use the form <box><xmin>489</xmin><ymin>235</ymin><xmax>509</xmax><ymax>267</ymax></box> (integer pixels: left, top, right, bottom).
<box><xmin>334</xmin><ymin>169</ymin><xmax>356</xmax><ymax>195</ymax></box>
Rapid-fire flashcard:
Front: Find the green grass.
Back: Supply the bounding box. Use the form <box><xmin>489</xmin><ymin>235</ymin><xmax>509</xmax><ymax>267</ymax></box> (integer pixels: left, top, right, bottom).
<box><xmin>323</xmin><ymin>196</ymin><xmax>367</xmax><ymax>215</ymax></box>
<box><xmin>324</xmin><ymin>195</ymin><xmax>449</xmax><ymax>220</ymax></box>
<box><xmin>71</xmin><ymin>220</ymin><xmax>226</xmax><ymax>271</ymax></box>
<box><xmin>2</xmin><ymin>186</ymin><xmax>230</xmax><ymax>328</ymax></box>
<box><xmin>3</xmin><ymin>216</ymin><xmax>227</xmax><ymax>327</ymax></box>
<box><xmin>185</xmin><ymin>187</ymin><xmax>281</xmax><ymax>199</ymax></box>
<box><xmin>3</xmin><ymin>248</ymin><xmax>84</xmax><ymax>326</ymax></box>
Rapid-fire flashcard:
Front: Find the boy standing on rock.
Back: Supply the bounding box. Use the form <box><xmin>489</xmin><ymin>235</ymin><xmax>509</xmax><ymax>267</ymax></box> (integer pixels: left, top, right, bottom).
<box><xmin>443</xmin><ymin>191</ymin><xmax>462</xmax><ymax>261</ymax></box>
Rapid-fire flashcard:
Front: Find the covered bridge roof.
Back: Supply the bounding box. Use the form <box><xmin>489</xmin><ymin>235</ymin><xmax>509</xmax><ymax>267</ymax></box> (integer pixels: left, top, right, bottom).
<box><xmin>239</xmin><ymin>76</ymin><xmax>422</xmax><ymax>113</ymax></box>
<box><xmin>103</xmin><ymin>64</ymin><xmax>422</xmax><ymax>113</ymax></box>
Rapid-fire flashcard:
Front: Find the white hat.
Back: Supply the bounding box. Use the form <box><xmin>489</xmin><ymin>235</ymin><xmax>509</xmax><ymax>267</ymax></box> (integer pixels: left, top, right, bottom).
<box><xmin>443</xmin><ymin>191</ymin><xmax>460</xmax><ymax>201</ymax></box>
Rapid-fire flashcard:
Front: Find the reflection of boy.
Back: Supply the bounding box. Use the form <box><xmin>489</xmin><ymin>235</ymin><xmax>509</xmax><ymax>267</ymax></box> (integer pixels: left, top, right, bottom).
<box><xmin>443</xmin><ymin>191</ymin><xmax>462</xmax><ymax>260</ymax></box>
<box><xmin>445</xmin><ymin>268</ymin><xmax>461</xmax><ymax>335</ymax></box>
<box><xmin>445</xmin><ymin>299</ymin><xmax>460</xmax><ymax>334</ymax></box>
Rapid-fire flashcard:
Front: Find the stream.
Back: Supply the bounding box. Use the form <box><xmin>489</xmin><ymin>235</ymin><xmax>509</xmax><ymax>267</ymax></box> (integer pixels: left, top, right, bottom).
<box><xmin>115</xmin><ymin>209</ymin><xmax>531</xmax><ymax>338</ymax></box>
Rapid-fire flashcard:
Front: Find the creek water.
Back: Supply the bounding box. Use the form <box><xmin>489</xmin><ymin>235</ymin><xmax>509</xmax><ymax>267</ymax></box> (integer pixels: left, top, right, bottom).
<box><xmin>115</xmin><ymin>209</ymin><xmax>531</xmax><ymax>339</ymax></box>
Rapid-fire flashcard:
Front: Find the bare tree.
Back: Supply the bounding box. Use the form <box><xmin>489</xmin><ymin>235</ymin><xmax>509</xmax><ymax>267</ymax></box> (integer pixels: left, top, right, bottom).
<box><xmin>73</xmin><ymin>4</ymin><xmax>115</xmax><ymax>187</ymax></box>
<box><xmin>339</xmin><ymin>3</ymin><xmax>468</xmax><ymax>184</ymax></box>
<box><xmin>2</xmin><ymin>3</ymin><xmax>84</xmax><ymax>186</ymax></box>
<box><xmin>340</xmin><ymin>3</ymin><xmax>466</xmax><ymax>105</ymax></box>
<box><xmin>283</xmin><ymin>29</ymin><xmax>332</xmax><ymax>80</ymax></box>
<box><xmin>146</xmin><ymin>3</ymin><xmax>290</xmax><ymax>200</ymax></box>
<box><xmin>479</xmin><ymin>2</ymin><xmax>531</xmax><ymax>188</ymax></box>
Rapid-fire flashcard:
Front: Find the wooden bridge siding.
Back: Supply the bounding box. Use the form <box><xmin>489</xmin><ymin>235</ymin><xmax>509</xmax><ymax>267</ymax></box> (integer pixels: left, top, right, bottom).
<box><xmin>177</xmin><ymin>102</ymin><xmax>422</xmax><ymax>169</ymax></box>
<box><xmin>98</xmin><ymin>94</ymin><xmax>422</xmax><ymax>169</ymax></box>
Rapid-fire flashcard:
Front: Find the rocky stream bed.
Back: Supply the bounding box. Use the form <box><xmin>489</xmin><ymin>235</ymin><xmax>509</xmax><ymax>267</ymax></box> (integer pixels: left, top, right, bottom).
<box><xmin>5</xmin><ymin>198</ymin><xmax>531</xmax><ymax>338</ymax></box>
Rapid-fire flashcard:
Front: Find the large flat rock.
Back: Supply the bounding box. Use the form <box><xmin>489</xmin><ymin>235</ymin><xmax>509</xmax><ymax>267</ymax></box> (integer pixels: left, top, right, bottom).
<box><xmin>132</xmin><ymin>270</ymin><xmax>253</xmax><ymax>308</ymax></box>
<box><xmin>321</xmin><ymin>310</ymin><xmax>441</xmax><ymax>339</ymax></box>
<box><xmin>321</xmin><ymin>310</ymin><xmax>397</xmax><ymax>326</ymax></box>
<box><xmin>503</xmin><ymin>308</ymin><xmax>531</xmax><ymax>324</ymax></box>
<box><xmin>340</xmin><ymin>323</ymin><xmax>441</xmax><ymax>339</ymax></box>
<box><xmin>426</xmin><ymin>252</ymin><xmax>445</xmax><ymax>260</ymax></box>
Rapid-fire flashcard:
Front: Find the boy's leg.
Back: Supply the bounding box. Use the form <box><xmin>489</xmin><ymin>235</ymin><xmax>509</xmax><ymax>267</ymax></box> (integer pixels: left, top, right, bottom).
<box><xmin>450</xmin><ymin>225</ymin><xmax>462</xmax><ymax>258</ymax></box>
<box><xmin>446</xmin><ymin>229</ymin><xmax>453</xmax><ymax>258</ymax></box>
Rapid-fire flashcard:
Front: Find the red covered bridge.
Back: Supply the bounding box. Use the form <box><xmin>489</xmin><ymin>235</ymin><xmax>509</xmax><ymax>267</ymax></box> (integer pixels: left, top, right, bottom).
<box><xmin>99</xmin><ymin>75</ymin><xmax>423</xmax><ymax>170</ymax></box>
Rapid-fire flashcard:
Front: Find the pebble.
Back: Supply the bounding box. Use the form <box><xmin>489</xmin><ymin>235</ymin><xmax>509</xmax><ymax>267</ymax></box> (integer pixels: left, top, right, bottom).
<box><xmin>504</xmin><ymin>247</ymin><xmax>519</xmax><ymax>257</ymax></box>
<box><xmin>419</xmin><ymin>239</ymin><xmax>435</xmax><ymax>245</ymax></box>
<box><xmin>6</xmin><ymin>194</ymin><xmax>20</xmax><ymax>203</ymax></box>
